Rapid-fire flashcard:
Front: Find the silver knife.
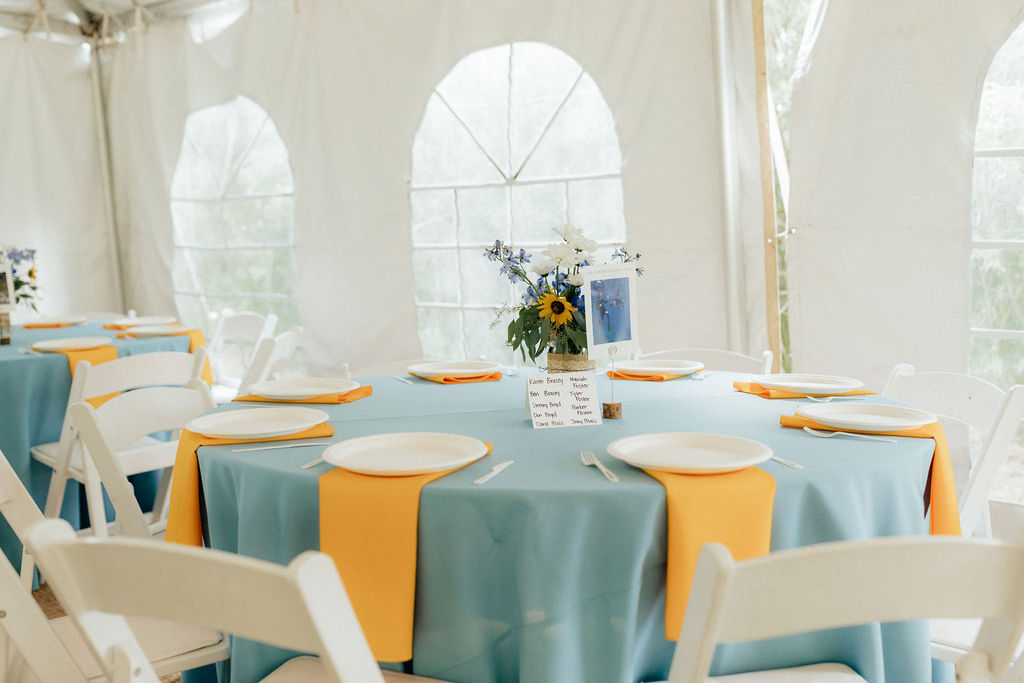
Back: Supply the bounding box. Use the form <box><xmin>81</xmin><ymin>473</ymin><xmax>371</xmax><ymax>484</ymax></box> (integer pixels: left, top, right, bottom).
<box><xmin>473</xmin><ymin>460</ymin><xmax>514</xmax><ymax>485</ymax></box>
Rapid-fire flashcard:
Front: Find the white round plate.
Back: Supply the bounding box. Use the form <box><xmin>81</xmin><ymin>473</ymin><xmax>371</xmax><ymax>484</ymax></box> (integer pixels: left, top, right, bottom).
<box><xmin>186</xmin><ymin>407</ymin><xmax>329</xmax><ymax>439</ymax></box>
<box><xmin>607</xmin><ymin>432</ymin><xmax>772</xmax><ymax>474</ymax></box>
<box><xmin>25</xmin><ymin>316</ymin><xmax>86</xmax><ymax>326</ymax></box>
<box><xmin>248</xmin><ymin>377</ymin><xmax>361</xmax><ymax>400</ymax></box>
<box><xmin>322</xmin><ymin>432</ymin><xmax>489</xmax><ymax>476</ymax></box>
<box><xmin>407</xmin><ymin>361</ymin><xmax>501</xmax><ymax>379</ymax></box>
<box><xmin>614</xmin><ymin>360</ymin><xmax>704</xmax><ymax>376</ymax></box>
<box><xmin>755</xmin><ymin>373</ymin><xmax>864</xmax><ymax>395</ymax></box>
<box><xmin>31</xmin><ymin>336</ymin><xmax>113</xmax><ymax>352</ymax></box>
<box><xmin>796</xmin><ymin>403</ymin><xmax>937</xmax><ymax>432</ymax></box>
<box><xmin>127</xmin><ymin>324</ymin><xmax>188</xmax><ymax>337</ymax></box>
<box><xmin>109</xmin><ymin>315</ymin><xmax>178</xmax><ymax>327</ymax></box>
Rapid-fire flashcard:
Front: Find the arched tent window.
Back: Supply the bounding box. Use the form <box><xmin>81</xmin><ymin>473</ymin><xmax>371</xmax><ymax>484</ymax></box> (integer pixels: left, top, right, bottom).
<box><xmin>170</xmin><ymin>95</ymin><xmax>299</xmax><ymax>336</ymax></box>
<box><xmin>971</xmin><ymin>23</ymin><xmax>1024</xmax><ymax>388</ymax></box>
<box><xmin>410</xmin><ymin>42</ymin><xmax>626</xmax><ymax>363</ymax></box>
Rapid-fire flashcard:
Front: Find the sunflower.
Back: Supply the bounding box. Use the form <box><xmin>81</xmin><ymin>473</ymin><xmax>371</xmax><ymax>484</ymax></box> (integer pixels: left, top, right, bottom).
<box><xmin>536</xmin><ymin>290</ymin><xmax>577</xmax><ymax>327</ymax></box>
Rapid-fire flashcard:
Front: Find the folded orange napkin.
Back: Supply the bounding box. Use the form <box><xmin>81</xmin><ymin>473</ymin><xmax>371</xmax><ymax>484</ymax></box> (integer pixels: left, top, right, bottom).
<box><xmin>644</xmin><ymin>467</ymin><xmax>775</xmax><ymax>640</ymax></box>
<box><xmin>318</xmin><ymin>444</ymin><xmax>491</xmax><ymax>661</ymax></box>
<box><xmin>734</xmin><ymin>381</ymin><xmax>876</xmax><ymax>399</ymax></box>
<box><xmin>23</xmin><ymin>322</ymin><xmax>74</xmax><ymax>329</ymax></box>
<box><xmin>607</xmin><ymin>370</ymin><xmax>686</xmax><ymax>382</ymax></box>
<box><xmin>780</xmin><ymin>413</ymin><xmax>960</xmax><ymax>535</ymax></box>
<box><xmin>103</xmin><ymin>321</ymin><xmax>182</xmax><ymax>330</ymax></box>
<box><xmin>57</xmin><ymin>346</ymin><xmax>118</xmax><ymax>376</ymax></box>
<box><xmin>119</xmin><ymin>328</ymin><xmax>214</xmax><ymax>384</ymax></box>
<box><xmin>412</xmin><ymin>372</ymin><xmax>502</xmax><ymax>384</ymax></box>
<box><xmin>165</xmin><ymin>423</ymin><xmax>334</xmax><ymax>546</ymax></box>
<box><xmin>233</xmin><ymin>385</ymin><xmax>373</xmax><ymax>405</ymax></box>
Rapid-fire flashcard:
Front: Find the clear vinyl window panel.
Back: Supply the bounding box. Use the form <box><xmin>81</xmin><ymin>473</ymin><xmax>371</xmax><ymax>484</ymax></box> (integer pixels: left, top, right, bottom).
<box><xmin>410</xmin><ymin>42</ymin><xmax>626</xmax><ymax>363</ymax></box>
<box><xmin>170</xmin><ymin>95</ymin><xmax>299</xmax><ymax>337</ymax></box>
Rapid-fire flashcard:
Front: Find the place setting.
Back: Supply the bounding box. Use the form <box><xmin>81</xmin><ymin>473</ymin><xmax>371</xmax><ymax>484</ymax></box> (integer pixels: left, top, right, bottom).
<box><xmin>102</xmin><ymin>315</ymin><xmax>178</xmax><ymax>330</ymax></box>
<box><xmin>606</xmin><ymin>359</ymin><xmax>705</xmax><ymax>382</ymax></box>
<box><xmin>28</xmin><ymin>335</ymin><xmax>118</xmax><ymax>372</ymax></box>
<box><xmin>406</xmin><ymin>360</ymin><xmax>503</xmax><ymax>384</ymax></box>
<box><xmin>233</xmin><ymin>377</ymin><xmax>373</xmax><ymax>404</ymax></box>
<box><xmin>734</xmin><ymin>372</ymin><xmax>876</xmax><ymax>400</ymax></box>
<box><xmin>21</xmin><ymin>314</ymin><xmax>87</xmax><ymax>329</ymax></box>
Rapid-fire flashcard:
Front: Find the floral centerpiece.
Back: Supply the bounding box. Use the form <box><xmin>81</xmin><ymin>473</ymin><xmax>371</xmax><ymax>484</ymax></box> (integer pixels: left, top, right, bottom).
<box><xmin>0</xmin><ymin>246</ymin><xmax>39</xmax><ymax>311</ymax></box>
<box><xmin>485</xmin><ymin>225</ymin><xmax>641</xmax><ymax>368</ymax></box>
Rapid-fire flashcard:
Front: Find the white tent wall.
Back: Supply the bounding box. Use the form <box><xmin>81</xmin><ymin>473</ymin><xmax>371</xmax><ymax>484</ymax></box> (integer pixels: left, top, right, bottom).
<box><xmin>787</xmin><ymin>0</ymin><xmax>1024</xmax><ymax>388</ymax></box>
<box><xmin>104</xmin><ymin>0</ymin><xmax>767</xmax><ymax>375</ymax></box>
<box><xmin>0</xmin><ymin>35</ymin><xmax>121</xmax><ymax>317</ymax></box>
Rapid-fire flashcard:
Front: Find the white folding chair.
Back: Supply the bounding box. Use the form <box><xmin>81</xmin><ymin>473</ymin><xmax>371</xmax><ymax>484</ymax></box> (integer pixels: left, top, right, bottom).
<box><xmin>0</xmin><ymin>448</ymin><xmax>227</xmax><ymax>683</ymax></box>
<box><xmin>208</xmin><ymin>308</ymin><xmax>278</xmax><ymax>396</ymax></box>
<box><xmin>662</xmin><ymin>537</ymin><xmax>1024</xmax><ymax>683</ymax></box>
<box><xmin>226</xmin><ymin>326</ymin><xmax>307</xmax><ymax>401</ymax></box>
<box><xmin>31</xmin><ymin>350</ymin><xmax>209</xmax><ymax>535</ymax></box>
<box><xmin>67</xmin><ymin>380</ymin><xmax>214</xmax><ymax>539</ymax></box>
<box><xmin>640</xmin><ymin>348</ymin><xmax>773</xmax><ymax>375</ymax></box>
<box><xmin>27</xmin><ymin>518</ymin><xmax>448</xmax><ymax>683</ymax></box>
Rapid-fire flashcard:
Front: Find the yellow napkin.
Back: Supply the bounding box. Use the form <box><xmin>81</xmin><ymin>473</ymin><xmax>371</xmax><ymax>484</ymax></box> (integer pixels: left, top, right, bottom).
<box><xmin>318</xmin><ymin>443</ymin><xmax>492</xmax><ymax>661</ymax></box>
<box><xmin>644</xmin><ymin>467</ymin><xmax>775</xmax><ymax>640</ymax></box>
<box><xmin>780</xmin><ymin>413</ymin><xmax>960</xmax><ymax>535</ymax></box>
<box><xmin>118</xmin><ymin>328</ymin><xmax>214</xmax><ymax>384</ymax></box>
<box><xmin>165</xmin><ymin>423</ymin><xmax>334</xmax><ymax>546</ymax></box>
<box><xmin>53</xmin><ymin>346</ymin><xmax>119</xmax><ymax>407</ymax></box>
<box><xmin>233</xmin><ymin>385</ymin><xmax>373</xmax><ymax>405</ymax></box>
<box><xmin>412</xmin><ymin>372</ymin><xmax>502</xmax><ymax>384</ymax></box>
<box><xmin>23</xmin><ymin>322</ymin><xmax>74</xmax><ymax>329</ymax></box>
<box><xmin>733</xmin><ymin>381</ymin><xmax>876</xmax><ymax>399</ymax></box>
<box><xmin>607</xmin><ymin>370</ymin><xmax>686</xmax><ymax>382</ymax></box>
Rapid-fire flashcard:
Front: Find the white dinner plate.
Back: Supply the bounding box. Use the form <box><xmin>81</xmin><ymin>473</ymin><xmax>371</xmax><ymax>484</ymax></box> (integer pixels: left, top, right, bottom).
<box><xmin>248</xmin><ymin>377</ymin><xmax>361</xmax><ymax>400</ymax></box>
<box><xmin>126</xmin><ymin>324</ymin><xmax>188</xmax><ymax>337</ymax></box>
<box><xmin>31</xmin><ymin>336</ymin><xmax>113</xmax><ymax>352</ymax></box>
<box><xmin>24</xmin><ymin>316</ymin><xmax>86</xmax><ymax>326</ymax></box>
<box><xmin>322</xmin><ymin>432</ymin><xmax>489</xmax><ymax>476</ymax></box>
<box><xmin>186</xmin><ymin>407</ymin><xmax>329</xmax><ymax>439</ymax></box>
<box><xmin>796</xmin><ymin>402</ymin><xmax>937</xmax><ymax>432</ymax></box>
<box><xmin>108</xmin><ymin>315</ymin><xmax>178</xmax><ymax>327</ymax></box>
<box><xmin>614</xmin><ymin>360</ymin><xmax>704</xmax><ymax>376</ymax></box>
<box><xmin>606</xmin><ymin>432</ymin><xmax>772</xmax><ymax>474</ymax></box>
<box><xmin>755</xmin><ymin>373</ymin><xmax>864</xmax><ymax>395</ymax></box>
<box><xmin>407</xmin><ymin>361</ymin><xmax>501</xmax><ymax>379</ymax></box>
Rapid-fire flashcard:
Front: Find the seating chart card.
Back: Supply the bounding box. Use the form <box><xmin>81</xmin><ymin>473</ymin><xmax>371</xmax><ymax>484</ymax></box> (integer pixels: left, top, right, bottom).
<box><xmin>527</xmin><ymin>371</ymin><xmax>602</xmax><ymax>429</ymax></box>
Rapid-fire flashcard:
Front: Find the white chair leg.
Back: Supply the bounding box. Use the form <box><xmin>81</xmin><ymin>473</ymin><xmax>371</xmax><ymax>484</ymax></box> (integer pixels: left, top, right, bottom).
<box><xmin>41</xmin><ymin>472</ymin><xmax>69</xmax><ymax>520</ymax></box>
<box><xmin>150</xmin><ymin>469</ymin><xmax>173</xmax><ymax>524</ymax></box>
<box><xmin>83</xmin><ymin>463</ymin><xmax>108</xmax><ymax>539</ymax></box>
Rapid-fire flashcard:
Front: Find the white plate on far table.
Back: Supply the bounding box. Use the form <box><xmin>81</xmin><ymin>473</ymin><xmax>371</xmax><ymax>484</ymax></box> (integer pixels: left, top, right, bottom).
<box><xmin>126</xmin><ymin>324</ymin><xmax>189</xmax><ymax>337</ymax></box>
<box><xmin>322</xmin><ymin>432</ymin><xmax>489</xmax><ymax>476</ymax></box>
<box><xmin>796</xmin><ymin>403</ymin><xmax>936</xmax><ymax>432</ymax></box>
<box><xmin>108</xmin><ymin>315</ymin><xmax>178</xmax><ymax>327</ymax></box>
<box><xmin>614</xmin><ymin>360</ymin><xmax>705</xmax><ymax>376</ymax></box>
<box><xmin>407</xmin><ymin>361</ymin><xmax>501</xmax><ymax>379</ymax></box>
<box><xmin>606</xmin><ymin>432</ymin><xmax>772</xmax><ymax>474</ymax></box>
<box><xmin>25</xmin><ymin>316</ymin><xmax>87</xmax><ymax>326</ymax></box>
<box><xmin>755</xmin><ymin>373</ymin><xmax>864</xmax><ymax>395</ymax></box>
<box><xmin>186</xmin><ymin>407</ymin><xmax>328</xmax><ymax>439</ymax></box>
<box><xmin>248</xmin><ymin>377</ymin><xmax>360</xmax><ymax>400</ymax></box>
<box><xmin>30</xmin><ymin>336</ymin><xmax>113</xmax><ymax>352</ymax></box>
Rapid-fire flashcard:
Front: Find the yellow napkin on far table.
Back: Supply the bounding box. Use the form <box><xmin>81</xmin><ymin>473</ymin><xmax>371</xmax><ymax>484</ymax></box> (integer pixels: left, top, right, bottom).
<box><xmin>644</xmin><ymin>467</ymin><xmax>776</xmax><ymax>640</ymax></box>
<box><xmin>118</xmin><ymin>328</ymin><xmax>214</xmax><ymax>384</ymax></box>
<box><xmin>412</xmin><ymin>372</ymin><xmax>502</xmax><ymax>384</ymax></box>
<box><xmin>165</xmin><ymin>423</ymin><xmax>334</xmax><ymax>547</ymax></box>
<box><xmin>318</xmin><ymin>443</ymin><xmax>492</xmax><ymax>662</ymax></box>
<box><xmin>23</xmin><ymin>322</ymin><xmax>74</xmax><ymax>329</ymax></box>
<box><xmin>607</xmin><ymin>370</ymin><xmax>686</xmax><ymax>382</ymax></box>
<box><xmin>780</xmin><ymin>413</ymin><xmax>960</xmax><ymax>535</ymax></box>
<box><xmin>54</xmin><ymin>346</ymin><xmax>120</xmax><ymax>407</ymax></box>
<box><xmin>233</xmin><ymin>385</ymin><xmax>373</xmax><ymax>405</ymax></box>
<box><xmin>733</xmin><ymin>381</ymin><xmax>875</xmax><ymax>399</ymax></box>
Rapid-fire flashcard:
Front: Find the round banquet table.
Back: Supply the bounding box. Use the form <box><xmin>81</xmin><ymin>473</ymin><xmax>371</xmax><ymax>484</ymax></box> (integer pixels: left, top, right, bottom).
<box><xmin>190</xmin><ymin>370</ymin><xmax>952</xmax><ymax>683</ymax></box>
<box><xmin>0</xmin><ymin>322</ymin><xmax>191</xmax><ymax>569</ymax></box>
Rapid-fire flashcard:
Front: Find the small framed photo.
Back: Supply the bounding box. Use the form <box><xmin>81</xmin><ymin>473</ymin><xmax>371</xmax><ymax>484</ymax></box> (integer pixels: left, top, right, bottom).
<box><xmin>0</xmin><ymin>262</ymin><xmax>13</xmax><ymax>313</ymax></box>
<box><xmin>582</xmin><ymin>263</ymin><xmax>639</xmax><ymax>360</ymax></box>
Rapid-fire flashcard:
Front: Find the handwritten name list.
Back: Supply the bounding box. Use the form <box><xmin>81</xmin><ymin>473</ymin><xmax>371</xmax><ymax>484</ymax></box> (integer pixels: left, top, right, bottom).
<box><xmin>527</xmin><ymin>371</ymin><xmax>602</xmax><ymax>429</ymax></box>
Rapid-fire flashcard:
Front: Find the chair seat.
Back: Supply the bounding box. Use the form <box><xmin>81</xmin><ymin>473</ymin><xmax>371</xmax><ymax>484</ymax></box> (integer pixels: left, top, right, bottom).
<box><xmin>261</xmin><ymin>655</ymin><xmax>447</xmax><ymax>682</ymax></box>
<box><xmin>31</xmin><ymin>437</ymin><xmax>178</xmax><ymax>479</ymax></box>
<box><xmin>50</xmin><ymin>613</ymin><xmax>226</xmax><ymax>679</ymax></box>
<box><xmin>653</xmin><ymin>663</ymin><xmax>865</xmax><ymax>683</ymax></box>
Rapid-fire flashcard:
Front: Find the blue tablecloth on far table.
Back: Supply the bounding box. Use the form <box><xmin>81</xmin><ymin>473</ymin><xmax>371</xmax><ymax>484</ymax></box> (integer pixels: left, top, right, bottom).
<box><xmin>0</xmin><ymin>322</ymin><xmax>190</xmax><ymax>568</ymax></box>
<box><xmin>193</xmin><ymin>371</ymin><xmax>953</xmax><ymax>683</ymax></box>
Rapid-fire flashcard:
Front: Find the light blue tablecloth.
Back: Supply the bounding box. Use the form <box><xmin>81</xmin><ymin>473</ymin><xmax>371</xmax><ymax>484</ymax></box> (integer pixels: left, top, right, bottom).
<box><xmin>0</xmin><ymin>322</ymin><xmax>190</xmax><ymax>568</ymax></box>
<box><xmin>194</xmin><ymin>371</ymin><xmax>951</xmax><ymax>683</ymax></box>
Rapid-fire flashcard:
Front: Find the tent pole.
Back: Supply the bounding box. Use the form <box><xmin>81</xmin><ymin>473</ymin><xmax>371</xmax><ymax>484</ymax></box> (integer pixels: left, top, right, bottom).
<box><xmin>711</xmin><ymin>0</ymin><xmax>745</xmax><ymax>353</ymax></box>
<box><xmin>750</xmin><ymin>0</ymin><xmax>782</xmax><ymax>372</ymax></box>
<box><xmin>88</xmin><ymin>41</ymin><xmax>127</xmax><ymax>313</ymax></box>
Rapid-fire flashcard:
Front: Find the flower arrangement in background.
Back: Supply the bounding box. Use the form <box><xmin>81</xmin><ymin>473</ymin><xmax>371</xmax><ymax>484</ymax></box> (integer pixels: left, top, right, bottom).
<box><xmin>0</xmin><ymin>246</ymin><xmax>39</xmax><ymax>310</ymax></box>
<box><xmin>485</xmin><ymin>224</ymin><xmax>641</xmax><ymax>361</ymax></box>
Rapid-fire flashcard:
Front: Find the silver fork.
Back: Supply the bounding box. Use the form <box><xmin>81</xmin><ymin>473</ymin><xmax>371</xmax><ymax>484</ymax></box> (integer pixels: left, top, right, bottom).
<box><xmin>802</xmin><ymin>426</ymin><xmax>896</xmax><ymax>444</ymax></box>
<box><xmin>580</xmin><ymin>450</ymin><xmax>619</xmax><ymax>482</ymax></box>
